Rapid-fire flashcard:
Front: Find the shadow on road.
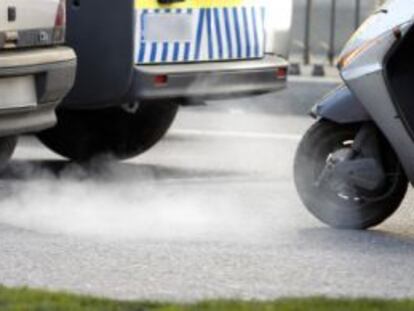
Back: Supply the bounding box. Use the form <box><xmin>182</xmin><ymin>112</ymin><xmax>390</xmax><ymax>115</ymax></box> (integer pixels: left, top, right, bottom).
<box><xmin>0</xmin><ymin>160</ymin><xmax>243</xmax><ymax>184</ymax></box>
<box><xmin>299</xmin><ymin>227</ymin><xmax>414</xmax><ymax>255</ymax></box>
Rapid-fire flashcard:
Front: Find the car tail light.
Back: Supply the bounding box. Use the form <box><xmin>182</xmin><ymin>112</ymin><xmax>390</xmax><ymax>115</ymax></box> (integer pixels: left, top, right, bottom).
<box><xmin>53</xmin><ymin>0</ymin><xmax>66</xmax><ymax>43</ymax></box>
<box><xmin>154</xmin><ymin>75</ymin><xmax>168</xmax><ymax>87</ymax></box>
<box><xmin>277</xmin><ymin>67</ymin><xmax>288</xmax><ymax>80</ymax></box>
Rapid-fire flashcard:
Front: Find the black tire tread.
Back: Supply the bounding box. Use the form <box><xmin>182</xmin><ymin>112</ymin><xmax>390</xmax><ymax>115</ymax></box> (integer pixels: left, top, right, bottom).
<box><xmin>294</xmin><ymin>120</ymin><xmax>408</xmax><ymax>230</ymax></box>
<box><xmin>37</xmin><ymin>102</ymin><xmax>178</xmax><ymax>162</ymax></box>
<box><xmin>0</xmin><ymin>136</ymin><xmax>17</xmax><ymax>172</ymax></box>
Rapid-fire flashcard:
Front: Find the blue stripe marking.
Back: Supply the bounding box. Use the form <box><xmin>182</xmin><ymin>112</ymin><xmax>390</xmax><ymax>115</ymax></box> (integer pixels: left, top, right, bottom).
<box><xmin>172</xmin><ymin>8</ymin><xmax>182</xmax><ymax>62</ymax></box>
<box><xmin>206</xmin><ymin>9</ymin><xmax>213</xmax><ymax>60</ymax></box>
<box><xmin>213</xmin><ymin>8</ymin><xmax>223</xmax><ymax>59</ymax></box>
<box><xmin>223</xmin><ymin>8</ymin><xmax>233</xmax><ymax>59</ymax></box>
<box><xmin>138</xmin><ymin>6</ymin><xmax>264</xmax><ymax>63</ymax></box>
<box><xmin>138</xmin><ymin>9</ymin><xmax>148</xmax><ymax>63</ymax></box>
<box><xmin>162</xmin><ymin>42</ymin><xmax>169</xmax><ymax>62</ymax></box>
<box><xmin>251</xmin><ymin>7</ymin><xmax>259</xmax><ymax>57</ymax></box>
<box><xmin>173</xmin><ymin>42</ymin><xmax>180</xmax><ymax>61</ymax></box>
<box><xmin>140</xmin><ymin>9</ymin><xmax>148</xmax><ymax>41</ymax></box>
<box><xmin>242</xmin><ymin>7</ymin><xmax>251</xmax><ymax>58</ymax></box>
<box><xmin>261</xmin><ymin>7</ymin><xmax>266</xmax><ymax>54</ymax></box>
<box><xmin>194</xmin><ymin>9</ymin><xmax>206</xmax><ymax>60</ymax></box>
<box><xmin>150</xmin><ymin>42</ymin><xmax>158</xmax><ymax>62</ymax></box>
<box><xmin>232</xmin><ymin>7</ymin><xmax>242</xmax><ymax>58</ymax></box>
<box><xmin>138</xmin><ymin>42</ymin><xmax>146</xmax><ymax>63</ymax></box>
<box><xmin>150</xmin><ymin>9</ymin><xmax>160</xmax><ymax>63</ymax></box>
<box><xmin>184</xmin><ymin>42</ymin><xmax>191</xmax><ymax>61</ymax></box>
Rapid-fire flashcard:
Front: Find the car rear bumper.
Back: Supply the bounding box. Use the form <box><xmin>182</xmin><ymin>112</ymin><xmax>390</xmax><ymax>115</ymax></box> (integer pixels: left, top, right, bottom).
<box><xmin>0</xmin><ymin>46</ymin><xmax>76</xmax><ymax>136</ymax></box>
<box><xmin>132</xmin><ymin>55</ymin><xmax>288</xmax><ymax>101</ymax></box>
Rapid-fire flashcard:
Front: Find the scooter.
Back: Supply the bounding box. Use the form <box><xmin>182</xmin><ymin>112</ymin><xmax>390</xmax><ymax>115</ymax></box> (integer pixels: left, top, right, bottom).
<box><xmin>294</xmin><ymin>0</ymin><xmax>414</xmax><ymax>230</ymax></box>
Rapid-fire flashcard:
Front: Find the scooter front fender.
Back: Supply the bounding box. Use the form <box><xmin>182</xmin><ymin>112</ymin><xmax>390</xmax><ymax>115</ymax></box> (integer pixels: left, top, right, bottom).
<box><xmin>312</xmin><ymin>85</ymin><xmax>371</xmax><ymax>123</ymax></box>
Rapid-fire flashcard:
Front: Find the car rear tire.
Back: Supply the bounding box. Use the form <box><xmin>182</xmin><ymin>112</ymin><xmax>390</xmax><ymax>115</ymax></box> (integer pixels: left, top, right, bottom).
<box><xmin>294</xmin><ymin>120</ymin><xmax>408</xmax><ymax>230</ymax></box>
<box><xmin>0</xmin><ymin>136</ymin><xmax>17</xmax><ymax>172</ymax></box>
<box><xmin>37</xmin><ymin>102</ymin><xmax>178</xmax><ymax>162</ymax></box>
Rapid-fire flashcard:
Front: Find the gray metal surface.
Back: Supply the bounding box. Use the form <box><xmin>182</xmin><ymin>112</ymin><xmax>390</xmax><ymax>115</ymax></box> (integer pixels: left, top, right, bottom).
<box><xmin>0</xmin><ymin>47</ymin><xmax>76</xmax><ymax>69</ymax></box>
<box><xmin>313</xmin><ymin>84</ymin><xmax>370</xmax><ymax>123</ymax></box>
<box><xmin>0</xmin><ymin>103</ymin><xmax>56</xmax><ymax>137</ymax></box>
<box><xmin>339</xmin><ymin>2</ymin><xmax>414</xmax><ymax>183</ymax></box>
<box><xmin>0</xmin><ymin>0</ymin><xmax>59</xmax><ymax>33</ymax></box>
<box><xmin>1</xmin><ymin>80</ymin><xmax>414</xmax><ymax>301</ymax></box>
<box><xmin>0</xmin><ymin>47</ymin><xmax>76</xmax><ymax>137</ymax></box>
<box><xmin>134</xmin><ymin>55</ymin><xmax>288</xmax><ymax>100</ymax></box>
<box><xmin>137</xmin><ymin>55</ymin><xmax>288</xmax><ymax>74</ymax></box>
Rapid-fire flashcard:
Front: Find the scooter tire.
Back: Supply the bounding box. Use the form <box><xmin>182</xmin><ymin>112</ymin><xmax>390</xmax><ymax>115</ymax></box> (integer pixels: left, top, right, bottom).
<box><xmin>294</xmin><ymin>120</ymin><xmax>408</xmax><ymax>230</ymax></box>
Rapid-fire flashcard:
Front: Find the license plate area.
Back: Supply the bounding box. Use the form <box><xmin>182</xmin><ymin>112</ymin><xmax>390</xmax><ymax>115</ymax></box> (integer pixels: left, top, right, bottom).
<box><xmin>0</xmin><ymin>76</ymin><xmax>37</xmax><ymax>110</ymax></box>
<box><xmin>143</xmin><ymin>12</ymin><xmax>194</xmax><ymax>43</ymax></box>
<box><xmin>135</xmin><ymin>5</ymin><xmax>266</xmax><ymax>64</ymax></box>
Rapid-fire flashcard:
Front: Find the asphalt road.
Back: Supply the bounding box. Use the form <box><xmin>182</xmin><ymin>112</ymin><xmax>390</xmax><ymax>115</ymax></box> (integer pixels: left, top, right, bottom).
<box><xmin>2</xmin><ymin>78</ymin><xmax>414</xmax><ymax>301</ymax></box>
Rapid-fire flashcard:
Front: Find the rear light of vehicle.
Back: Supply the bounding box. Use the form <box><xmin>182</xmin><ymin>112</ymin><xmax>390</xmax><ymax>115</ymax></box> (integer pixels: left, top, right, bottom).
<box><xmin>154</xmin><ymin>75</ymin><xmax>168</xmax><ymax>87</ymax></box>
<box><xmin>277</xmin><ymin>67</ymin><xmax>288</xmax><ymax>80</ymax></box>
<box><xmin>53</xmin><ymin>0</ymin><xmax>66</xmax><ymax>43</ymax></box>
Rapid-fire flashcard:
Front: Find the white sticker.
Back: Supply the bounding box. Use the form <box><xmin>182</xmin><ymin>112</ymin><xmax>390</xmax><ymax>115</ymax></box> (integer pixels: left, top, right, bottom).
<box><xmin>143</xmin><ymin>12</ymin><xmax>194</xmax><ymax>42</ymax></box>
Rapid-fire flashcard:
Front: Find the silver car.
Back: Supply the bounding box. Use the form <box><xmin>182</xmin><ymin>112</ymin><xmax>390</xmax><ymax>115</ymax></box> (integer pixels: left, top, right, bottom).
<box><xmin>0</xmin><ymin>0</ymin><xmax>76</xmax><ymax>169</ymax></box>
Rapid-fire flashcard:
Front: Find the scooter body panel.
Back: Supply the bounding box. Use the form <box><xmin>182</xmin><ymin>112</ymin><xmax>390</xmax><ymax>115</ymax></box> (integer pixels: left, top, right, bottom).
<box><xmin>347</xmin><ymin>68</ymin><xmax>414</xmax><ymax>184</ymax></box>
<box><xmin>339</xmin><ymin>0</ymin><xmax>414</xmax><ymax>62</ymax></box>
<box><xmin>312</xmin><ymin>85</ymin><xmax>370</xmax><ymax>124</ymax></box>
<box><xmin>339</xmin><ymin>10</ymin><xmax>414</xmax><ymax>183</ymax></box>
<box><xmin>313</xmin><ymin>0</ymin><xmax>414</xmax><ymax>183</ymax></box>
<box><xmin>295</xmin><ymin>0</ymin><xmax>414</xmax><ymax>230</ymax></box>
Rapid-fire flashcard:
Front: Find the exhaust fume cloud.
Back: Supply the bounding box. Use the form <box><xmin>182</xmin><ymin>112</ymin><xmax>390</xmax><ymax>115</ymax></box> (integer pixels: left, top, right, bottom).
<box><xmin>0</xmin><ymin>158</ymin><xmax>270</xmax><ymax>242</ymax></box>
<box><xmin>0</xmin><ymin>84</ymin><xmax>322</xmax><ymax>244</ymax></box>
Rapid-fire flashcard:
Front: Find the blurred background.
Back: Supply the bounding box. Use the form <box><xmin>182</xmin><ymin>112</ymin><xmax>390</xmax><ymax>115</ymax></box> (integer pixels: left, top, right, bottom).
<box><xmin>290</xmin><ymin>0</ymin><xmax>385</xmax><ymax>72</ymax></box>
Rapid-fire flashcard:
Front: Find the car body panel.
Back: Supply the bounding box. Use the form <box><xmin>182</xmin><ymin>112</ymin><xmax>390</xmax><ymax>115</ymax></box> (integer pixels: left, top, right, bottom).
<box><xmin>132</xmin><ymin>54</ymin><xmax>287</xmax><ymax>100</ymax></box>
<box><xmin>0</xmin><ymin>0</ymin><xmax>59</xmax><ymax>32</ymax></box>
<box><xmin>0</xmin><ymin>0</ymin><xmax>76</xmax><ymax>137</ymax></box>
<box><xmin>0</xmin><ymin>47</ymin><xmax>76</xmax><ymax>135</ymax></box>
<box><xmin>62</xmin><ymin>0</ymin><xmax>289</xmax><ymax>109</ymax></box>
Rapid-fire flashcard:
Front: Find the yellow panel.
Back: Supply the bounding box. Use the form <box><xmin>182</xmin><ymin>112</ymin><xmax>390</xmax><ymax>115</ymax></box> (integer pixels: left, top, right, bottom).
<box><xmin>135</xmin><ymin>0</ymin><xmax>246</xmax><ymax>9</ymax></box>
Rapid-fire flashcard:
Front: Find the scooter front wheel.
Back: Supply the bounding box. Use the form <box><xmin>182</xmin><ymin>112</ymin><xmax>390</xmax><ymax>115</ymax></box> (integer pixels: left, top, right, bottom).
<box><xmin>294</xmin><ymin>120</ymin><xmax>408</xmax><ymax>230</ymax></box>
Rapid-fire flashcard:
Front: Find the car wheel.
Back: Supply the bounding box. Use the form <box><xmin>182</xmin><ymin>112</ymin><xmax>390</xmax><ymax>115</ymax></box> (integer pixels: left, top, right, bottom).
<box><xmin>0</xmin><ymin>136</ymin><xmax>17</xmax><ymax>172</ymax></box>
<box><xmin>37</xmin><ymin>101</ymin><xmax>178</xmax><ymax>162</ymax></box>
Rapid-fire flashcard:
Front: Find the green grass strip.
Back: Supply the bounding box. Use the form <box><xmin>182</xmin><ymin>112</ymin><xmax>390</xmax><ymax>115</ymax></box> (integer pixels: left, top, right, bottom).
<box><xmin>0</xmin><ymin>286</ymin><xmax>414</xmax><ymax>311</ymax></box>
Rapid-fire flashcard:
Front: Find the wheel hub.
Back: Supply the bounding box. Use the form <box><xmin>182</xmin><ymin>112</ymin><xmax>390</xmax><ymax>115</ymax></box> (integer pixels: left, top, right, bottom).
<box><xmin>316</xmin><ymin>147</ymin><xmax>387</xmax><ymax>202</ymax></box>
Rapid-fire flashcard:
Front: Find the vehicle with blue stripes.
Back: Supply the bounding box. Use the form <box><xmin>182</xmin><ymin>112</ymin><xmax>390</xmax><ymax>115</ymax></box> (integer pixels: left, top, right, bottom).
<box><xmin>38</xmin><ymin>0</ymin><xmax>292</xmax><ymax>161</ymax></box>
